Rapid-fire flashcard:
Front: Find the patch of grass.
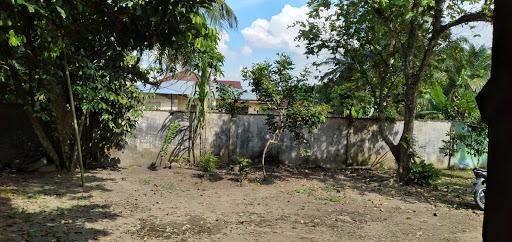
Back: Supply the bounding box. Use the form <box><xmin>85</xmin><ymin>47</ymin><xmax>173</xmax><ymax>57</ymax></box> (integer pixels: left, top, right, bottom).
<box><xmin>296</xmin><ymin>186</ymin><xmax>318</xmax><ymax>197</ymax></box>
<box><xmin>436</xmin><ymin>169</ymin><xmax>473</xmax><ymax>188</ymax></box>
<box><xmin>297</xmin><ymin>184</ymin><xmax>343</xmax><ymax>203</ymax></box>
<box><xmin>6</xmin><ymin>205</ymin><xmax>27</xmax><ymax>219</ymax></box>
<box><xmin>140</xmin><ymin>176</ymin><xmax>154</xmax><ymax>185</ymax></box>
<box><xmin>326</xmin><ymin>194</ymin><xmax>342</xmax><ymax>203</ymax></box>
<box><xmin>323</xmin><ymin>182</ymin><xmax>337</xmax><ymax>193</ymax></box>
<box><xmin>439</xmin><ymin>169</ymin><xmax>473</xmax><ymax>180</ymax></box>
<box><xmin>0</xmin><ymin>187</ymin><xmax>43</xmax><ymax>200</ymax></box>
<box><xmin>159</xmin><ymin>181</ymin><xmax>176</xmax><ymax>191</ymax></box>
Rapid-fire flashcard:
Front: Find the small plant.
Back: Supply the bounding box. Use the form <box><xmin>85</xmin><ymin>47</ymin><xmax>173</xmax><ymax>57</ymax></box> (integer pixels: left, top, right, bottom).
<box><xmin>237</xmin><ymin>157</ymin><xmax>253</xmax><ymax>183</ymax></box>
<box><xmin>199</xmin><ymin>152</ymin><xmax>220</xmax><ymax>174</ymax></box>
<box><xmin>323</xmin><ymin>182</ymin><xmax>337</xmax><ymax>193</ymax></box>
<box><xmin>408</xmin><ymin>160</ymin><xmax>440</xmax><ymax>186</ymax></box>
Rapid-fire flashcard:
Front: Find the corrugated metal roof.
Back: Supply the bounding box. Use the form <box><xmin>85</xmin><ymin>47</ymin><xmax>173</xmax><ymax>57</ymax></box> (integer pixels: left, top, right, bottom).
<box><xmin>139</xmin><ymin>80</ymin><xmax>258</xmax><ymax>101</ymax></box>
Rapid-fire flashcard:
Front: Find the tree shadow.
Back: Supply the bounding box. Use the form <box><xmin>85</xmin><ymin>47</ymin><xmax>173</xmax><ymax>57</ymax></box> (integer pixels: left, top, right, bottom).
<box><xmin>262</xmin><ymin>166</ymin><xmax>477</xmax><ymax>210</ymax></box>
<box><xmin>0</xmin><ymin>170</ymin><xmax>119</xmax><ymax>241</ymax></box>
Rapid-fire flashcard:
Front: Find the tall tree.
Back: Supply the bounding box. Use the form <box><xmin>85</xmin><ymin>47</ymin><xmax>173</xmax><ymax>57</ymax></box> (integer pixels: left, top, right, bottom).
<box><xmin>297</xmin><ymin>0</ymin><xmax>492</xmax><ymax>181</ymax></box>
<box><xmin>0</xmin><ymin>0</ymin><xmax>225</xmax><ymax>171</ymax></box>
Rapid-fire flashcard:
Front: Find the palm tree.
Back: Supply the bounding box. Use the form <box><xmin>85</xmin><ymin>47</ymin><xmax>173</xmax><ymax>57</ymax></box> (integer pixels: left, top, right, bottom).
<box><xmin>202</xmin><ymin>0</ymin><xmax>239</xmax><ymax>30</ymax></box>
<box><xmin>417</xmin><ymin>41</ymin><xmax>491</xmax><ymax>120</ymax></box>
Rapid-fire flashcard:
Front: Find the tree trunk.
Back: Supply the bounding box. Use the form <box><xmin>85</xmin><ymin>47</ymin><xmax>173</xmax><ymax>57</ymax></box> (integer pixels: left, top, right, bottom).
<box><xmin>396</xmin><ymin>82</ymin><xmax>419</xmax><ymax>181</ymax></box>
<box><xmin>26</xmin><ymin>109</ymin><xmax>62</xmax><ymax>169</ymax></box>
<box><xmin>14</xmin><ymin>82</ymin><xmax>62</xmax><ymax>169</ymax></box>
<box><xmin>345</xmin><ymin>118</ymin><xmax>352</xmax><ymax>166</ymax></box>
<box><xmin>447</xmin><ymin>125</ymin><xmax>454</xmax><ymax>169</ymax></box>
<box><xmin>261</xmin><ymin>138</ymin><xmax>272</xmax><ymax>178</ymax></box>
<box><xmin>46</xmin><ymin>79</ymin><xmax>74</xmax><ymax>171</ymax></box>
<box><xmin>261</xmin><ymin>129</ymin><xmax>280</xmax><ymax>178</ymax></box>
<box><xmin>378</xmin><ymin>82</ymin><xmax>418</xmax><ymax>182</ymax></box>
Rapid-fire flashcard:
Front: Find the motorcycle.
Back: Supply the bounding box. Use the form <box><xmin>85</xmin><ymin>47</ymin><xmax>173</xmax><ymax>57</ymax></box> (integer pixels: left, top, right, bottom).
<box><xmin>472</xmin><ymin>168</ymin><xmax>487</xmax><ymax>210</ymax></box>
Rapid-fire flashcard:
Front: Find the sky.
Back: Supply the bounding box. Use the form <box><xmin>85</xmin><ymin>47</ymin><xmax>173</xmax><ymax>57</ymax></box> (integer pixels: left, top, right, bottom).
<box><xmin>220</xmin><ymin>0</ymin><xmax>493</xmax><ymax>86</ymax></box>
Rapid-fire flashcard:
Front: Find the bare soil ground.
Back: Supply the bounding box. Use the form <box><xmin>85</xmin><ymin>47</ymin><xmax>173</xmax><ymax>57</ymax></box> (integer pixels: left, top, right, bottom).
<box><xmin>0</xmin><ymin>166</ymin><xmax>483</xmax><ymax>242</ymax></box>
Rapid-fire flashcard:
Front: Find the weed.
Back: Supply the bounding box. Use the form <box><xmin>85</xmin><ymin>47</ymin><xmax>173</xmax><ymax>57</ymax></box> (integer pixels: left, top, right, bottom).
<box><xmin>323</xmin><ymin>182</ymin><xmax>337</xmax><ymax>193</ymax></box>
<box><xmin>408</xmin><ymin>160</ymin><xmax>440</xmax><ymax>186</ymax></box>
<box><xmin>296</xmin><ymin>186</ymin><xmax>318</xmax><ymax>197</ymax></box>
<box><xmin>237</xmin><ymin>157</ymin><xmax>253</xmax><ymax>183</ymax></box>
<box><xmin>199</xmin><ymin>152</ymin><xmax>220</xmax><ymax>174</ymax></box>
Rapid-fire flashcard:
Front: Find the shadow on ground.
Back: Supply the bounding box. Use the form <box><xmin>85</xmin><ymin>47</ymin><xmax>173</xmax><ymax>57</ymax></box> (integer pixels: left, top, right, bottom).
<box><xmin>195</xmin><ymin>165</ymin><xmax>477</xmax><ymax>211</ymax></box>
<box><xmin>0</xmin><ymin>170</ymin><xmax>119</xmax><ymax>242</ymax></box>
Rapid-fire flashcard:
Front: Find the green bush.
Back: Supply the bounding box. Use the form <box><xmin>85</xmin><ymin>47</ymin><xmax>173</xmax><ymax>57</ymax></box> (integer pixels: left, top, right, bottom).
<box><xmin>238</xmin><ymin>157</ymin><xmax>252</xmax><ymax>174</ymax></box>
<box><xmin>408</xmin><ymin>160</ymin><xmax>440</xmax><ymax>186</ymax></box>
<box><xmin>199</xmin><ymin>152</ymin><xmax>220</xmax><ymax>174</ymax></box>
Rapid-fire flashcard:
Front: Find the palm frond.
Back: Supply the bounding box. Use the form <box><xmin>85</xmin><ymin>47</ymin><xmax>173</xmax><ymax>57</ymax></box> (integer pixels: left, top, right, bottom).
<box><xmin>202</xmin><ymin>0</ymin><xmax>238</xmax><ymax>30</ymax></box>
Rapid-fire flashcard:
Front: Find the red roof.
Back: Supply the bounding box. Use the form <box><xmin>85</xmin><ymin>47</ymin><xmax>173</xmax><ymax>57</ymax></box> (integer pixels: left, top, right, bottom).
<box><xmin>160</xmin><ymin>70</ymin><xmax>242</xmax><ymax>89</ymax></box>
<box><xmin>214</xmin><ymin>80</ymin><xmax>242</xmax><ymax>89</ymax></box>
<box><xmin>173</xmin><ymin>71</ymin><xmax>199</xmax><ymax>82</ymax></box>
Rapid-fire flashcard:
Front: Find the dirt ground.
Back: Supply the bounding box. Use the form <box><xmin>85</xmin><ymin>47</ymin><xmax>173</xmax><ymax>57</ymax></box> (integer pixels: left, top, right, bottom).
<box><xmin>0</xmin><ymin>166</ymin><xmax>483</xmax><ymax>242</ymax></box>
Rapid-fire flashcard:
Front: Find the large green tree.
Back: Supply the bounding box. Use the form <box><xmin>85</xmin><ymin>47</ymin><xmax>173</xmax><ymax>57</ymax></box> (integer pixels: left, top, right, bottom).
<box><xmin>0</xmin><ymin>1</ymin><xmax>226</xmax><ymax>171</ymax></box>
<box><xmin>297</xmin><ymin>0</ymin><xmax>492</xmax><ymax>181</ymax></box>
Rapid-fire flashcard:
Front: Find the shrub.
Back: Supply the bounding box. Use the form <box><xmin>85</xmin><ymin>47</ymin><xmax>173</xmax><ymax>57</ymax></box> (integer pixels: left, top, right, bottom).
<box><xmin>199</xmin><ymin>152</ymin><xmax>220</xmax><ymax>174</ymax></box>
<box><xmin>408</xmin><ymin>160</ymin><xmax>440</xmax><ymax>186</ymax></box>
<box><xmin>238</xmin><ymin>157</ymin><xmax>252</xmax><ymax>174</ymax></box>
<box><xmin>237</xmin><ymin>157</ymin><xmax>252</xmax><ymax>183</ymax></box>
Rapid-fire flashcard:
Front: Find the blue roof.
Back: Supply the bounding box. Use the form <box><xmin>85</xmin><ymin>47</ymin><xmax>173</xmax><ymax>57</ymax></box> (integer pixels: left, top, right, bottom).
<box><xmin>139</xmin><ymin>80</ymin><xmax>258</xmax><ymax>101</ymax></box>
<box><xmin>138</xmin><ymin>80</ymin><xmax>195</xmax><ymax>95</ymax></box>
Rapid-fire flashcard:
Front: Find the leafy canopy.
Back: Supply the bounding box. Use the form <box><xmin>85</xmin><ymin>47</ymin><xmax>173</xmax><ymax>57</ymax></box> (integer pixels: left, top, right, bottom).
<box><xmin>0</xmin><ymin>0</ymin><xmax>229</xmax><ymax>169</ymax></box>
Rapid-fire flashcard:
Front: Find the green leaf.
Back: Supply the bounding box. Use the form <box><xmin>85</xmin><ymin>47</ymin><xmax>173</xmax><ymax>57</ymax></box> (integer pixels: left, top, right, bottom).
<box><xmin>431</xmin><ymin>83</ymin><xmax>447</xmax><ymax>108</ymax></box>
<box><xmin>56</xmin><ymin>6</ymin><xmax>66</xmax><ymax>19</ymax></box>
<box><xmin>8</xmin><ymin>30</ymin><xmax>25</xmax><ymax>47</ymax></box>
<box><xmin>26</xmin><ymin>3</ymin><xmax>35</xmax><ymax>13</ymax></box>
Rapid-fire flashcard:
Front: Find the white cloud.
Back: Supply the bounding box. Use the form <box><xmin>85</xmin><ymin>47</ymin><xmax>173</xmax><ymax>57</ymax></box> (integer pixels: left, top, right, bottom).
<box><xmin>218</xmin><ymin>31</ymin><xmax>236</xmax><ymax>58</ymax></box>
<box><xmin>241</xmin><ymin>45</ymin><xmax>253</xmax><ymax>56</ymax></box>
<box><xmin>241</xmin><ymin>4</ymin><xmax>309</xmax><ymax>53</ymax></box>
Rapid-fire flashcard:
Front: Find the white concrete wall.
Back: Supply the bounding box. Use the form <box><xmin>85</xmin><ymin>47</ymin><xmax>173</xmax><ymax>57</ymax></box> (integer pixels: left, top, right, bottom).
<box><xmin>114</xmin><ymin>111</ymin><xmax>453</xmax><ymax>169</ymax></box>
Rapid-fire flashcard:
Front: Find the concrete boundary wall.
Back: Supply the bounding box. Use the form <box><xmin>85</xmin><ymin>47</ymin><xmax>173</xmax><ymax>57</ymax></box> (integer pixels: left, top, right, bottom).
<box><xmin>114</xmin><ymin>111</ymin><xmax>455</xmax><ymax>169</ymax></box>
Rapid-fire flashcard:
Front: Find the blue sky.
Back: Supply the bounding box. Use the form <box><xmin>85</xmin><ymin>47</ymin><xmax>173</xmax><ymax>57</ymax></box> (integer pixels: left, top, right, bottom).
<box><xmin>221</xmin><ymin>1</ymin><xmax>493</xmax><ymax>85</ymax></box>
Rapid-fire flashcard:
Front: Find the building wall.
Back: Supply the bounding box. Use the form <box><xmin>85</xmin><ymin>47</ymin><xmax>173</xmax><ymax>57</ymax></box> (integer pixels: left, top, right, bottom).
<box><xmin>145</xmin><ymin>95</ymin><xmax>263</xmax><ymax>114</ymax></box>
<box><xmin>114</xmin><ymin>111</ymin><xmax>458</xmax><ymax>169</ymax></box>
<box><xmin>144</xmin><ymin>94</ymin><xmax>179</xmax><ymax>111</ymax></box>
<box><xmin>0</xmin><ymin>104</ymin><xmax>482</xmax><ymax>170</ymax></box>
<box><xmin>247</xmin><ymin>101</ymin><xmax>262</xmax><ymax>114</ymax></box>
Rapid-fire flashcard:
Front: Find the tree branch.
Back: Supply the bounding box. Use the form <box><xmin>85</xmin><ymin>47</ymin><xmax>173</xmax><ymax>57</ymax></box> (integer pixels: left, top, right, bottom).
<box><xmin>402</xmin><ymin>0</ymin><xmax>422</xmax><ymax>80</ymax></box>
<box><xmin>440</xmin><ymin>11</ymin><xmax>492</xmax><ymax>33</ymax></box>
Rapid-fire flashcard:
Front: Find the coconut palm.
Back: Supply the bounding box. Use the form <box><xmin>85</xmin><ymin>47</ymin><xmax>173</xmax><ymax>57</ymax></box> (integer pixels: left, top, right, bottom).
<box><xmin>417</xmin><ymin>41</ymin><xmax>491</xmax><ymax>120</ymax></box>
<box><xmin>202</xmin><ymin>0</ymin><xmax>239</xmax><ymax>30</ymax></box>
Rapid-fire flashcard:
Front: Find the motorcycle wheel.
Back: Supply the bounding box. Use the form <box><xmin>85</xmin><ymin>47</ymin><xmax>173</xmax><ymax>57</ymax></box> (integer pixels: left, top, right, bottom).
<box><xmin>474</xmin><ymin>187</ymin><xmax>485</xmax><ymax>210</ymax></box>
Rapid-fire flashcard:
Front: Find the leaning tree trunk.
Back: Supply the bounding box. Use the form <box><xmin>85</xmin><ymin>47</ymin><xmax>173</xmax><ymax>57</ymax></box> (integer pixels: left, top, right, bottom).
<box><xmin>396</xmin><ymin>82</ymin><xmax>419</xmax><ymax>181</ymax></box>
<box><xmin>14</xmin><ymin>81</ymin><xmax>62</xmax><ymax>169</ymax></box>
<box><xmin>378</xmin><ymin>82</ymin><xmax>419</xmax><ymax>182</ymax></box>
<box><xmin>261</xmin><ymin>129</ymin><xmax>280</xmax><ymax>178</ymax></box>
